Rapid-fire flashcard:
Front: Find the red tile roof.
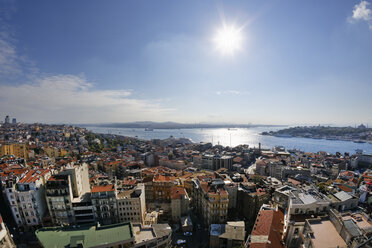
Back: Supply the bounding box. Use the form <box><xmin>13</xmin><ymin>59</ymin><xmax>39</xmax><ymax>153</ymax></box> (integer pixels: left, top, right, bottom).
<box><xmin>250</xmin><ymin>209</ymin><xmax>285</xmax><ymax>248</ymax></box>
<box><xmin>171</xmin><ymin>186</ymin><xmax>186</xmax><ymax>199</ymax></box>
<box><xmin>153</xmin><ymin>174</ymin><xmax>176</xmax><ymax>182</ymax></box>
<box><xmin>19</xmin><ymin>169</ymin><xmax>50</xmax><ymax>183</ymax></box>
<box><xmin>91</xmin><ymin>184</ymin><xmax>115</xmax><ymax>193</ymax></box>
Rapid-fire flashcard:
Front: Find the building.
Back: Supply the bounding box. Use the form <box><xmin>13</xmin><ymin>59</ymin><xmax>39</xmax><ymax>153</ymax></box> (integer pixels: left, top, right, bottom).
<box><xmin>35</xmin><ymin>222</ymin><xmax>135</xmax><ymax>248</ymax></box>
<box><xmin>4</xmin><ymin>169</ymin><xmax>51</xmax><ymax>230</ymax></box>
<box><xmin>45</xmin><ymin>174</ymin><xmax>76</xmax><ymax>226</ymax></box>
<box><xmin>46</xmin><ymin>163</ymin><xmax>94</xmax><ymax>226</ymax></box>
<box><xmin>91</xmin><ymin>184</ymin><xmax>118</xmax><ymax>225</ymax></box>
<box><xmin>288</xmin><ymin>188</ymin><xmax>330</xmax><ymax>216</ymax></box>
<box><xmin>35</xmin><ymin>222</ymin><xmax>172</xmax><ymax>248</ymax></box>
<box><xmin>237</xmin><ymin>183</ymin><xmax>270</xmax><ymax>228</ymax></box>
<box><xmin>132</xmin><ymin>223</ymin><xmax>172</xmax><ymax>248</ymax></box>
<box><xmin>0</xmin><ymin>215</ymin><xmax>15</xmax><ymax>248</ymax></box>
<box><xmin>4</xmin><ymin>116</ymin><xmax>10</xmax><ymax>124</ymax></box>
<box><xmin>192</xmin><ymin>177</ymin><xmax>229</xmax><ymax>226</ymax></box>
<box><xmin>11</xmin><ymin>118</ymin><xmax>16</xmax><ymax>124</ymax></box>
<box><xmin>301</xmin><ymin>218</ymin><xmax>347</xmax><ymax>248</ymax></box>
<box><xmin>210</xmin><ymin>221</ymin><xmax>245</xmax><ymax>248</ymax></box>
<box><xmin>145</xmin><ymin>174</ymin><xmax>177</xmax><ymax>221</ymax></box>
<box><xmin>116</xmin><ymin>183</ymin><xmax>146</xmax><ymax>224</ymax></box>
<box><xmin>248</xmin><ymin>206</ymin><xmax>285</xmax><ymax>248</ymax></box>
<box><xmin>327</xmin><ymin>191</ymin><xmax>358</xmax><ymax>212</ymax></box>
<box><xmin>200</xmin><ymin>154</ymin><xmax>233</xmax><ymax>171</ymax></box>
<box><xmin>0</xmin><ymin>143</ymin><xmax>27</xmax><ymax>159</ymax></box>
<box><xmin>170</xmin><ymin>186</ymin><xmax>190</xmax><ymax>222</ymax></box>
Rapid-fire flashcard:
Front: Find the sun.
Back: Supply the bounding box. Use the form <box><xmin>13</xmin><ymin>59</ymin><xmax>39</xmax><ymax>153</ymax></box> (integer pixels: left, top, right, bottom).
<box><xmin>213</xmin><ymin>25</ymin><xmax>243</xmax><ymax>55</ymax></box>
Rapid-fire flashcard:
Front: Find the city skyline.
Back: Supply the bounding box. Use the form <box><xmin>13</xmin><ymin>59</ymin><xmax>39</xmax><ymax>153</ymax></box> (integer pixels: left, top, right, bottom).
<box><xmin>0</xmin><ymin>0</ymin><xmax>372</xmax><ymax>125</ymax></box>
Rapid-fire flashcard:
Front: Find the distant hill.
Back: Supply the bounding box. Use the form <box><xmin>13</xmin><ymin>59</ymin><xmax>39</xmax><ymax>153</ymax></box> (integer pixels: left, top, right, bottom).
<box><xmin>82</xmin><ymin>121</ymin><xmax>285</xmax><ymax>129</ymax></box>
<box><xmin>262</xmin><ymin>125</ymin><xmax>372</xmax><ymax>143</ymax></box>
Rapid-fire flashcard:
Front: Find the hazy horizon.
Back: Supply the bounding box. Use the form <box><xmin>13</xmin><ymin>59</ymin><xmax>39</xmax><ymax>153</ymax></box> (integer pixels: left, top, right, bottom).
<box><xmin>1</xmin><ymin>0</ymin><xmax>372</xmax><ymax>125</ymax></box>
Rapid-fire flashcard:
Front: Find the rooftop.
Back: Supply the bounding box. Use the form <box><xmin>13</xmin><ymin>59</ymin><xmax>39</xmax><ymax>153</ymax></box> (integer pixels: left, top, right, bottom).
<box><xmin>250</xmin><ymin>208</ymin><xmax>285</xmax><ymax>248</ymax></box>
<box><xmin>132</xmin><ymin>224</ymin><xmax>156</xmax><ymax>244</ymax></box>
<box><xmin>35</xmin><ymin>222</ymin><xmax>134</xmax><ymax>248</ymax></box>
<box><xmin>308</xmin><ymin>219</ymin><xmax>347</xmax><ymax>248</ymax></box>
<box><xmin>91</xmin><ymin>184</ymin><xmax>115</xmax><ymax>193</ymax></box>
<box><xmin>18</xmin><ymin>169</ymin><xmax>49</xmax><ymax>184</ymax></box>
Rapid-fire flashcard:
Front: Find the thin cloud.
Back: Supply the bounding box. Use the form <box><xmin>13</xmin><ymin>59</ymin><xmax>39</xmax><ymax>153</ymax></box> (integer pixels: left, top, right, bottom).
<box><xmin>350</xmin><ymin>1</ymin><xmax>372</xmax><ymax>29</ymax></box>
<box><xmin>216</xmin><ymin>90</ymin><xmax>249</xmax><ymax>95</ymax></box>
<box><xmin>0</xmin><ymin>75</ymin><xmax>175</xmax><ymax>123</ymax></box>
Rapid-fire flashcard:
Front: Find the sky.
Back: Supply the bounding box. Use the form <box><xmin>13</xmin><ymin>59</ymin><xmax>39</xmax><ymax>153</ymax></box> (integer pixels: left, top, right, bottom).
<box><xmin>0</xmin><ymin>0</ymin><xmax>372</xmax><ymax>125</ymax></box>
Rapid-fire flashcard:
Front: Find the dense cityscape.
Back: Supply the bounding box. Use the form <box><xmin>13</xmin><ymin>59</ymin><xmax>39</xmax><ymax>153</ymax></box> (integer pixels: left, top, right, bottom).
<box><xmin>0</xmin><ymin>116</ymin><xmax>371</xmax><ymax>248</ymax></box>
<box><xmin>1</xmin><ymin>1</ymin><xmax>372</xmax><ymax>247</ymax></box>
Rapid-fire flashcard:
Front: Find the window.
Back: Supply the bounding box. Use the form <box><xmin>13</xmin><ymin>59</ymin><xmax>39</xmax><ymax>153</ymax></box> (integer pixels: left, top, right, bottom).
<box><xmin>295</xmin><ymin>208</ymin><xmax>299</xmax><ymax>214</ymax></box>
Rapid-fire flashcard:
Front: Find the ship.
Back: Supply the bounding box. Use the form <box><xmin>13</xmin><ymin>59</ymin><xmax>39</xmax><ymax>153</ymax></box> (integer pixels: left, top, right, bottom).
<box><xmin>145</xmin><ymin>128</ymin><xmax>154</xmax><ymax>131</ymax></box>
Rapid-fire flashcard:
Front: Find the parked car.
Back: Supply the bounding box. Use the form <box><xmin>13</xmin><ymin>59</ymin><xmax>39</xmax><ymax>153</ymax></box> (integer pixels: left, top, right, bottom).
<box><xmin>184</xmin><ymin>232</ymin><xmax>192</xmax><ymax>236</ymax></box>
<box><xmin>177</xmin><ymin>239</ymin><xmax>187</xmax><ymax>245</ymax></box>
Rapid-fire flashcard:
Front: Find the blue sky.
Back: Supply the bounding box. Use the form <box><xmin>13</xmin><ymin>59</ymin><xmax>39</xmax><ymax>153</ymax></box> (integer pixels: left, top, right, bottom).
<box><xmin>0</xmin><ymin>0</ymin><xmax>372</xmax><ymax>125</ymax></box>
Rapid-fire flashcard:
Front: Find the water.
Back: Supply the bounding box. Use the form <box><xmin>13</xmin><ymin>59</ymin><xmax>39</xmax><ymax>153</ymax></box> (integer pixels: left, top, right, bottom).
<box><xmin>84</xmin><ymin>126</ymin><xmax>372</xmax><ymax>155</ymax></box>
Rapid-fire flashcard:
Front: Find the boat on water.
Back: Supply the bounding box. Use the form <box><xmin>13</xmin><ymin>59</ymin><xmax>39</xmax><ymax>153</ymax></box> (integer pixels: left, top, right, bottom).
<box><xmin>353</xmin><ymin>140</ymin><xmax>366</xmax><ymax>143</ymax></box>
<box><xmin>228</xmin><ymin>128</ymin><xmax>238</xmax><ymax>131</ymax></box>
<box><xmin>145</xmin><ymin>128</ymin><xmax>154</xmax><ymax>131</ymax></box>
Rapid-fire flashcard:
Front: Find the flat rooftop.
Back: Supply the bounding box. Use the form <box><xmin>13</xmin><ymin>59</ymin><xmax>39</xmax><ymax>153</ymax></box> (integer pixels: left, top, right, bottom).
<box><xmin>309</xmin><ymin>220</ymin><xmax>347</xmax><ymax>248</ymax></box>
<box><xmin>343</xmin><ymin>214</ymin><xmax>372</xmax><ymax>231</ymax></box>
<box><xmin>132</xmin><ymin>225</ymin><xmax>156</xmax><ymax>244</ymax></box>
<box><xmin>35</xmin><ymin>222</ymin><xmax>134</xmax><ymax>248</ymax></box>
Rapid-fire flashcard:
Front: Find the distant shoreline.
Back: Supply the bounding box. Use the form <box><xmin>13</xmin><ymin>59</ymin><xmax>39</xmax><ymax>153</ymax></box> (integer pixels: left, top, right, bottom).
<box><xmin>79</xmin><ymin>122</ymin><xmax>286</xmax><ymax>130</ymax></box>
<box><xmin>261</xmin><ymin>126</ymin><xmax>372</xmax><ymax>144</ymax></box>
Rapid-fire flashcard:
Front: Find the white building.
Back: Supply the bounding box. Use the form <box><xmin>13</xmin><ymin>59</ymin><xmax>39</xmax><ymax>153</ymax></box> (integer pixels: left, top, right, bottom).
<box><xmin>5</xmin><ymin>169</ymin><xmax>51</xmax><ymax>230</ymax></box>
<box><xmin>46</xmin><ymin>163</ymin><xmax>94</xmax><ymax>225</ymax></box>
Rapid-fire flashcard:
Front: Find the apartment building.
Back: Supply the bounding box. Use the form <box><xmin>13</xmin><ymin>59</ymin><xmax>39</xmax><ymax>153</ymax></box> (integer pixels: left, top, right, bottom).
<box><xmin>192</xmin><ymin>177</ymin><xmax>229</xmax><ymax>226</ymax></box>
<box><xmin>145</xmin><ymin>174</ymin><xmax>177</xmax><ymax>221</ymax></box>
<box><xmin>91</xmin><ymin>184</ymin><xmax>118</xmax><ymax>225</ymax></box>
<box><xmin>45</xmin><ymin>174</ymin><xmax>75</xmax><ymax>225</ymax></box>
<box><xmin>45</xmin><ymin>163</ymin><xmax>93</xmax><ymax>226</ymax></box>
<box><xmin>248</xmin><ymin>205</ymin><xmax>285</xmax><ymax>248</ymax></box>
<box><xmin>0</xmin><ymin>143</ymin><xmax>27</xmax><ymax>159</ymax></box>
<box><xmin>199</xmin><ymin>154</ymin><xmax>233</xmax><ymax>171</ymax></box>
<box><xmin>4</xmin><ymin>169</ymin><xmax>51</xmax><ymax>230</ymax></box>
<box><xmin>116</xmin><ymin>183</ymin><xmax>146</xmax><ymax>224</ymax></box>
<box><xmin>170</xmin><ymin>186</ymin><xmax>190</xmax><ymax>222</ymax></box>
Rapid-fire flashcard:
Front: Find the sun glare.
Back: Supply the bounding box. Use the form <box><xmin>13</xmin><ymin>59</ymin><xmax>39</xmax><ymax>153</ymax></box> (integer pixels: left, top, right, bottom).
<box><xmin>213</xmin><ymin>25</ymin><xmax>243</xmax><ymax>55</ymax></box>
